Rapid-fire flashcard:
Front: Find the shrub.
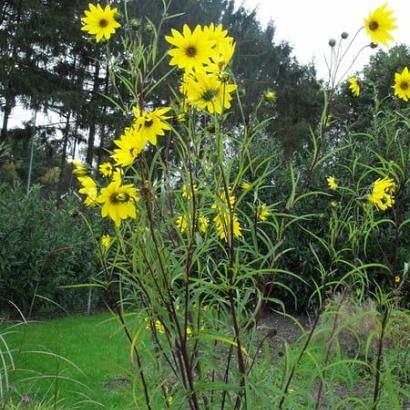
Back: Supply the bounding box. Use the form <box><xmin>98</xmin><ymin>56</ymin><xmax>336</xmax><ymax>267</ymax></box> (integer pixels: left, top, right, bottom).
<box><xmin>0</xmin><ymin>183</ymin><xmax>101</xmax><ymax>315</ymax></box>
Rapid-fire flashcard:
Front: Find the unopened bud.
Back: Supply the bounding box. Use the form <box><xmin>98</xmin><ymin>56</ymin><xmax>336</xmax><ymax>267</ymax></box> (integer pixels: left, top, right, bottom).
<box><xmin>341</xmin><ymin>32</ymin><xmax>349</xmax><ymax>39</ymax></box>
<box><xmin>130</xmin><ymin>18</ymin><xmax>141</xmax><ymax>30</ymax></box>
<box><xmin>218</xmin><ymin>71</ymin><xmax>230</xmax><ymax>82</ymax></box>
<box><xmin>370</xmin><ymin>42</ymin><xmax>378</xmax><ymax>49</ymax></box>
<box><xmin>328</xmin><ymin>38</ymin><xmax>336</xmax><ymax>47</ymax></box>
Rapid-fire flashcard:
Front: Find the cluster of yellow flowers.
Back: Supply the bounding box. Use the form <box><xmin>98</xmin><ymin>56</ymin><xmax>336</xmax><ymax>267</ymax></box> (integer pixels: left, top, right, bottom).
<box><xmin>112</xmin><ymin>106</ymin><xmax>171</xmax><ymax>168</ymax></box>
<box><xmin>211</xmin><ymin>191</ymin><xmax>241</xmax><ymax>241</ymax></box>
<box><xmin>326</xmin><ymin>175</ymin><xmax>397</xmax><ymax>212</ymax></box>
<box><xmin>165</xmin><ymin>23</ymin><xmax>237</xmax><ymax>114</ymax></box>
<box><xmin>346</xmin><ymin>5</ymin><xmax>409</xmax><ymax>102</ymax></box>
<box><xmin>71</xmin><ymin>160</ymin><xmax>139</xmax><ymax>227</ymax></box>
<box><xmin>348</xmin><ymin>66</ymin><xmax>410</xmax><ymax>101</ymax></box>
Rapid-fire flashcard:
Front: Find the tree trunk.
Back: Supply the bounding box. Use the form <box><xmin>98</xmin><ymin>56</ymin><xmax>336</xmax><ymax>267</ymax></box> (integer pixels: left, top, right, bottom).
<box><xmin>1</xmin><ymin>0</ymin><xmax>24</xmax><ymax>142</ymax></box>
<box><xmin>97</xmin><ymin>67</ymin><xmax>110</xmax><ymax>166</ymax></box>
<box><xmin>0</xmin><ymin>97</ymin><xmax>12</xmax><ymax>142</ymax></box>
<box><xmin>85</xmin><ymin>61</ymin><xmax>100</xmax><ymax>166</ymax></box>
<box><xmin>57</xmin><ymin>112</ymin><xmax>71</xmax><ymax>204</ymax></box>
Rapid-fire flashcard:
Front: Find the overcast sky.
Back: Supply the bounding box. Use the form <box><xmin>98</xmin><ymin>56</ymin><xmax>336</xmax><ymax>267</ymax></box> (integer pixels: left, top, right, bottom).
<box><xmin>238</xmin><ymin>0</ymin><xmax>410</xmax><ymax>80</ymax></box>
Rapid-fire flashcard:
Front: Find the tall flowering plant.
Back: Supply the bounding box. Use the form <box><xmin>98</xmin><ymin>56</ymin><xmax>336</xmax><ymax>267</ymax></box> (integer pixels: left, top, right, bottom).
<box><xmin>74</xmin><ymin>2</ymin><xmax>410</xmax><ymax>409</ymax></box>
<box><xmin>77</xmin><ymin>2</ymin><xmax>283</xmax><ymax>408</ymax></box>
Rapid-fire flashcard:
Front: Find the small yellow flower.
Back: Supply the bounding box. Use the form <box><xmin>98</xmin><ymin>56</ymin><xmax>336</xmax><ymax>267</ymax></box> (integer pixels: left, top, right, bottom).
<box><xmin>144</xmin><ymin>318</ymin><xmax>165</xmax><ymax>334</ymax></box>
<box><xmin>177</xmin><ymin>113</ymin><xmax>186</xmax><ymax>123</ymax></box>
<box><xmin>70</xmin><ymin>159</ymin><xmax>87</xmax><ymax>176</ymax></box>
<box><xmin>348</xmin><ymin>77</ymin><xmax>360</xmax><ymax>97</ymax></box>
<box><xmin>364</xmin><ymin>3</ymin><xmax>397</xmax><ymax>46</ymax></box>
<box><xmin>394</xmin><ymin>275</ymin><xmax>401</xmax><ymax>284</ymax></box>
<box><xmin>133</xmin><ymin>106</ymin><xmax>171</xmax><ymax>146</ymax></box>
<box><xmin>327</xmin><ymin>176</ymin><xmax>338</xmax><ymax>190</ymax></box>
<box><xmin>97</xmin><ymin>178</ymin><xmax>139</xmax><ymax>226</ymax></box>
<box><xmin>181</xmin><ymin>69</ymin><xmax>237</xmax><ymax>114</ymax></box>
<box><xmin>257</xmin><ymin>203</ymin><xmax>270</xmax><ymax>221</ymax></box>
<box><xmin>198</xmin><ymin>214</ymin><xmax>209</xmax><ymax>233</ymax></box>
<box><xmin>182</xmin><ymin>183</ymin><xmax>197</xmax><ymax>200</ymax></box>
<box><xmin>241</xmin><ymin>181</ymin><xmax>251</xmax><ymax>191</ymax></box>
<box><xmin>78</xmin><ymin>176</ymin><xmax>98</xmax><ymax>207</ymax></box>
<box><xmin>368</xmin><ymin>177</ymin><xmax>396</xmax><ymax>211</ymax></box>
<box><xmin>99</xmin><ymin>162</ymin><xmax>113</xmax><ymax>177</ymax></box>
<box><xmin>393</xmin><ymin>67</ymin><xmax>410</xmax><ymax>101</ymax></box>
<box><xmin>263</xmin><ymin>89</ymin><xmax>277</xmax><ymax>102</ymax></box>
<box><xmin>100</xmin><ymin>234</ymin><xmax>111</xmax><ymax>249</ymax></box>
<box><xmin>203</xmin><ymin>23</ymin><xmax>235</xmax><ymax>73</ymax></box>
<box><xmin>176</xmin><ymin>215</ymin><xmax>188</xmax><ymax>233</ymax></box>
<box><xmin>81</xmin><ymin>3</ymin><xmax>121</xmax><ymax>43</ymax></box>
<box><xmin>111</xmin><ymin>126</ymin><xmax>146</xmax><ymax>168</ymax></box>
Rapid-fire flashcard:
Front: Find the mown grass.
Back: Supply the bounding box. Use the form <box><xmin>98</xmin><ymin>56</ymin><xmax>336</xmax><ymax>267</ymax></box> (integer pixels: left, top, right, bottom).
<box><xmin>2</xmin><ymin>313</ymin><xmax>138</xmax><ymax>409</ymax></box>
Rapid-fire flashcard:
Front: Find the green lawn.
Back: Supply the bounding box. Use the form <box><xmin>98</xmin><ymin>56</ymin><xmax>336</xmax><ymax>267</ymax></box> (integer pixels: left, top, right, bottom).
<box><xmin>3</xmin><ymin>313</ymin><xmax>139</xmax><ymax>409</ymax></box>
<box><xmin>2</xmin><ymin>311</ymin><xmax>409</xmax><ymax>409</ymax></box>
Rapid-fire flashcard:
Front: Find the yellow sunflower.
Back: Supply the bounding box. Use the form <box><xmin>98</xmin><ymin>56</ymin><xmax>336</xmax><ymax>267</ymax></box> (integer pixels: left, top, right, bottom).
<box><xmin>111</xmin><ymin>126</ymin><xmax>146</xmax><ymax>168</ymax></box>
<box><xmin>327</xmin><ymin>176</ymin><xmax>338</xmax><ymax>190</ymax></box>
<box><xmin>181</xmin><ymin>183</ymin><xmax>197</xmax><ymax>200</ymax></box>
<box><xmin>70</xmin><ymin>159</ymin><xmax>87</xmax><ymax>176</ymax></box>
<box><xmin>203</xmin><ymin>24</ymin><xmax>235</xmax><ymax>73</ymax></box>
<box><xmin>78</xmin><ymin>176</ymin><xmax>98</xmax><ymax>207</ymax></box>
<box><xmin>182</xmin><ymin>70</ymin><xmax>237</xmax><ymax>114</ymax></box>
<box><xmin>176</xmin><ymin>215</ymin><xmax>188</xmax><ymax>233</ymax></box>
<box><xmin>364</xmin><ymin>3</ymin><xmax>397</xmax><ymax>46</ymax></box>
<box><xmin>368</xmin><ymin>177</ymin><xmax>396</xmax><ymax>211</ymax></box>
<box><xmin>133</xmin><ymin>106</ymin><xmax>171</xmax><ymax>146</ymax></box>
<box><xmin>165</xmin><ymin>24</ymin><xmax>216</xmax><ymax>71</ymax></box>
<box><xmin>213</xmin><ymin>213</ymin><xmax>242</xmax><ymax>241</ymax></box>
<box><xmin>99</xmin><ymin>162</ymin><xmax>113</xmax><ymax>177</ymax></box>
<box><xmin>348</xmin><ymin>77</ymin><xmax>360</xmax><ymax>97</ymax></box>
<box><xmin>97</xmin><ymin>178</ymin><xmax>139</xmax><ymax>226</ymax></box>
<box><xmin>212</xmin><ymin>191</ymin><xmax>241</xmax><ymax>241</ymax></box>
<box><xmin>263</xmin><ymin>90</ymin><xmax>277</xmax><ymax>103</ymax></box>
<box><xmin>198</xmin><ymin>213</ymin><xmax>209</xmax><ymax>233</ymax></box>
<box><xmin>81</xmin><ymin>4</ymin><xmax>121</xmax><ymax>43</ymax></box>
<box><xmin>100</xmin><ymin>234</ymin><xmax>112</xmax><ymax>249</ymax></box>
<box><xmin>393</xmin><ymin>67</ymin><xmax>410</xmax><ymax>101</ymax></box>
<box><xmin>257</xmin><ymin>203</ymin><xmax>270</xmax><ymax>222</ymax></box>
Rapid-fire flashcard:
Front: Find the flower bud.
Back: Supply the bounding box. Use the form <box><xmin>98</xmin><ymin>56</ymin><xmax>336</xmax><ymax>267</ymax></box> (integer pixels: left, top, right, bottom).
<box><xmin>370</xmin><ymin>42</ymin><xmax>378</xmax><ymax>49</ymax></box>
<box><xmin>341</xmin><ymin>32</ymin><xmax>349</xmax><ymax>39</ymax></box>
<box><xmin>328</xmin><ymin>38</ymin><xmax>336</xmax><ymax>47</ymax></box>
<box><xmin>218</xmin><ymin>71</ymin><xmax>230</xmax><ymax>83</ymax></box>
<box><xmin>130</xmin><ymin>18</ymin><xmax>141</xmax><ymax>30</ymax></box>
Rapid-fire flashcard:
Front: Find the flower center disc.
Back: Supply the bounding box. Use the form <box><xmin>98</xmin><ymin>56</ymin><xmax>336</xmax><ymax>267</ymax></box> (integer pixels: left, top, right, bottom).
<box><xmin>144</xmin><ymin>118</ymin><xmax>154</xmax><ymax>127</ymax></box>
<box><xmin>202</xmin><ymin>89</ymin><xmax>217</xmax><ymax>101</ymax></box>
<box><xmin>369</xmin><ymin>21</ymin><xmax>379</xmax><ymax>31</ymax></box>
<box><xmin>400</xmin><ymin>81</ymin><xmax>409</xmax><ymax>90</ymax></box>
<box><xmin>99</xmin><ymin>18</ymin><xmax>108</xmax><ymax>28</ymax></box>
<box><xmin>111</xmin><ymin>192</ymin><xmax>130</xmax><ymax>203</ymax></box>
<box><xmin>186</xmin><ymin>46</ymin><xmax>197</xmax><ymax>57</ymax></box>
